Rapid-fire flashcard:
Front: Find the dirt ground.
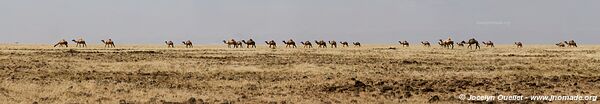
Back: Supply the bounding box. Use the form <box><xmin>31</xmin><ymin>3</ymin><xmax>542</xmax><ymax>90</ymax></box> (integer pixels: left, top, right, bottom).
<box><xmin>0</xmin><ymin>44</ymin><xmax>599</xmax><ymax>104</ymax></box>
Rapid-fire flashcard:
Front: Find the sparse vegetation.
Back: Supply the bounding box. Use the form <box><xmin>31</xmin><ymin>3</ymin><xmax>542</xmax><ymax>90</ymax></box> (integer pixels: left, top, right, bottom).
<box><xmin>0</xmin><ymin>44</ymin><xmax>598</xmax><ymax>103</ymax></box>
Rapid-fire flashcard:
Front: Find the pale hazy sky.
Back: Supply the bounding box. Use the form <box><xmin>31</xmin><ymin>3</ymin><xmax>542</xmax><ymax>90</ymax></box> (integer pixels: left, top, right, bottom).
<box><xmin>1</xmin><ymin>0</ymin><xmax>599</xmax><ymax>44</ymax></box>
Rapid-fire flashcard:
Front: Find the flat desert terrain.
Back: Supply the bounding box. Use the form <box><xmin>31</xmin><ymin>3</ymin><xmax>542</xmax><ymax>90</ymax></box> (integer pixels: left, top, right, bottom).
<box><xmin>0</xmin><ymin>44</ymin><xmax>599</xmax><ymax>103</ymax></box>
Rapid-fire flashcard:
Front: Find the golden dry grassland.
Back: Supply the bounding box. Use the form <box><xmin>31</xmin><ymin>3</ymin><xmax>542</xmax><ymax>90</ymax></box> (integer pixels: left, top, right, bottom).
<box><xmin>0</xmin><ymin>44</ymin><xmax>599</xmax><ymax>103</ymax></box>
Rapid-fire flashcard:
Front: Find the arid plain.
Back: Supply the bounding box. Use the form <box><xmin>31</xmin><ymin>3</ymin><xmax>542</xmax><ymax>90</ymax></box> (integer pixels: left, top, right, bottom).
<box><xmin>0</xmin><ymin>44</ymin><xmax>599</xmax><ymax>103</ymax></box>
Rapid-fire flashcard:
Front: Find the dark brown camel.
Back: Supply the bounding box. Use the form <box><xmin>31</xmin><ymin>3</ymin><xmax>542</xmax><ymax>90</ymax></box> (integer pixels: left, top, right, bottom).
<box><xmin>241</xmin><ymin>39</ymin><xmax>256</xmax><ymax>48</ymax></box>
<box><xmin>328</xmin><ymin>41</ymin><xmax>337</xmax><ymax>48</ymax></box>
<box><xmin>165</xmin><ymin>41</ymin><xmax>174</xmax><ymax>48</ymax></box>
<box><xmin>398</xmin><ymin>41</ymin><xmax>409</xmax><ymax>47</ymax></box>
<box><xmin>72</xmin><ymin>39</ymin><xmax>87</xmax><ymax>47</ymax></box>
<box><xmin>282</xmin><ymin>39</ymin><xmax>297</xmax><ymax>48</ymax></box>
<box><xmin>438</xmin><ymin>39</ymin><xmax>454</xmax><ymax>49</ymax></box>
<box><xmin>564</xmin><ymin>40</ymin><xmax>577</xmax><ymax>47</ymax></box>
<box><xmin>101</xmin><ymin>39</ymin><xmax>115</xmax><ymax>48</ymax></box>
<box><xmin>457</xmin><ymin>41</ymin><xmax>466</xmax><ymax>47</ymax></box>
<box><xmin>314</xmin><ymin>40</ymin><xmax>327</xmax><ymax>48</ymax></box>
<box><xmin>182</xmin><ymin>40</ymin><xmax>193</xmax><ymax>48</ymax></box>
<box><xmin>340</xmin><ymin>41</ymin><xmax>349</xmax><ymax>47</ymax></box>
<box><xmin>482</xmin><ymin>41</ymin><xmax>494</xmax><ymax>47</ymax></box>
<box><xmin>54</xmin><ymin>39</ymin><xmax>68</xmax><ymax>47</ymax></box>
<box><xmin>514</xmin><ymin>42</ymin><xmax>523</xmax><ymax>48</ymax></box>
<box><xmin>235</xmin><ymin>41</ymin><xmax>243</xmax><ymax>48</ymax></box>
<box><xmin>265</xmin><ymin>40</ymin><xmax>277</xmax><ymax>49</ymax></box>
<box><xmin>223</xmin><ymin>39</ymin><xmax>237</xmax><ymax>48</ymax></box>
<box><xmin>556</xmin><ymin>42</ymin><xmax>565</xmax><ymax>47</ymax></box>
<box><xmin>467</xmin><ymin>38</ymin><xmax>480</xmax><ymax>49</ymax></box>
<box><xmin>421</xmin><ymin>41</ymin><xmax>430</xmax><ymax>47</ymax></box>
<box><xmin>353</xmin><ymin>42</ymin><xmax>361</xmax><ymax>47</ymax></box>
<box><xmin>300</xmin><ymin>41</ymin><xmax>312</xmax><ymax>48</ymax></box>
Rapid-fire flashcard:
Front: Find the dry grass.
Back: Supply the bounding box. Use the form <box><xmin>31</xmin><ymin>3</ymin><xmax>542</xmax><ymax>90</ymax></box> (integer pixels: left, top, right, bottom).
<box><xmin>0</xmin><ymin>44</ymin><xmax>599</xmax><ymax>103</ymax></box>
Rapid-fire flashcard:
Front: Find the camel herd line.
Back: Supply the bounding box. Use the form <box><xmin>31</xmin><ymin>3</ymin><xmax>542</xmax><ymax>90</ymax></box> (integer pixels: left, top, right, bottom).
<box><xmin>222</xmin><ymin>39</ymin><xmax>361</xmax><ymax>49</ymax></box>
<box><xmin>52</xmin><ymin>38</ymin><xmax>579</xmax><ymax>49</ymax></box>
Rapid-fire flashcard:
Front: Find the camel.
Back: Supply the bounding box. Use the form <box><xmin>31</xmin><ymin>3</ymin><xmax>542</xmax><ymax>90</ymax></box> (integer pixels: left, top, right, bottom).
<box><xmin>282</xmin><ymin>39</ymin><xmax>297</xmax><ymax>48</ymax></box>
<box><xmin>182</xmin><ymin>40</ymin><xmax>193</xmax><ymax>48</ymax></box>
<box><xmin>467</xmin><ymin>38</ymin><xmax>480</xmax><ymax>49</ymax></box>
<box><xmin>328</xmin><ymin>41</ymin><xmax>337</xmax><ymax>48</ymax></box>
<box><xmin>314</xmin><ymin>40</ymin><xmax>327</xmax><ymax>48</ymax></box>
<box><xmin>438</xmin><ymin>39</ymin><xmax>454</xmax><ymax>49</ymax></box>
<box><xmin>235</xmin><ymin>41</ymin><xmax>243</xmax><ymax>48</ymax></box>
<box><xmin>482</xmin><ymin>41</ymin><xmax>494</xmax><ymax>47</ymax></box>
<box><xmin>71</xmin><ymin>39</ymin><xmax>87</xmax><ymax>47</ymax></box>
<box><xmin>165</xmin><ymin>41</ymin><xmax>174</xmax><ymax>48</ymax></box>
<box><xmin>265</xmin><ymin>40</ymin><xmax>277</xmax><ymax>49</ymax></box>
<box><xmin>101</xmin><ymin>39</ymin><xmax>115</xmax><ymax>48</ymax></box>
<box><xmin>340</xmin><ymin>41</ymin><xmax>349</xmax><ymax>47</ymax></box>
<box><xmin>457</xmin><ymin>41</ymin><xmax>466</xmax><ymax>47</ymax></box>
<box><xmin>353</xmin><ymin>42</ymin><xmax>361</xmax><ymax>47</ymax></box>
<box><xmin>241</xmin><ymin>39</ymin><xmax>256</xmax><ymax>48</ymax></box>
<box><xmin>421</xmin><ymin>41</ymin><xmax>431</xmax><ymax>47</ymax></box>
<box><xmin>564</xmin><ymin>40</ymin><xmax>577</xmax><ymax>47</ymax></box>
<box><xmin>300</xmin><ymin>41</ymin><xmax>313</xmax><ymax>48</ymax></box>
<box><xmin>514</xmin><ymin>42</ymin><xmax>523</xmax><ymax>48</ymax></box>
<box><xmin>223</xmin><ymin>39</ymin><xmax>237</xmax><ymax>48</ymax></box>
<box><xmin>398</xmin><ymin>41</ymin><xmax>409</xmax><ymax>47</ymax></box>
<box><xmin>54</xmin><ymin>39</ymin><xmax>68</xmax><ymax>47</ymax></box>
<box><xmin>556</xmin><ymin>42</ymin><xmax>565</xmax><ymax>47</ymax></box>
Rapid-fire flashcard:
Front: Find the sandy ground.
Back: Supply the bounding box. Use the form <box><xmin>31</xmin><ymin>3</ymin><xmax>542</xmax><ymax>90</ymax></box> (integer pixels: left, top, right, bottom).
<box><xmin>0</xmin><ymin>44</ymin><xmax>599</xmax><ymax>104</ymax></box>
